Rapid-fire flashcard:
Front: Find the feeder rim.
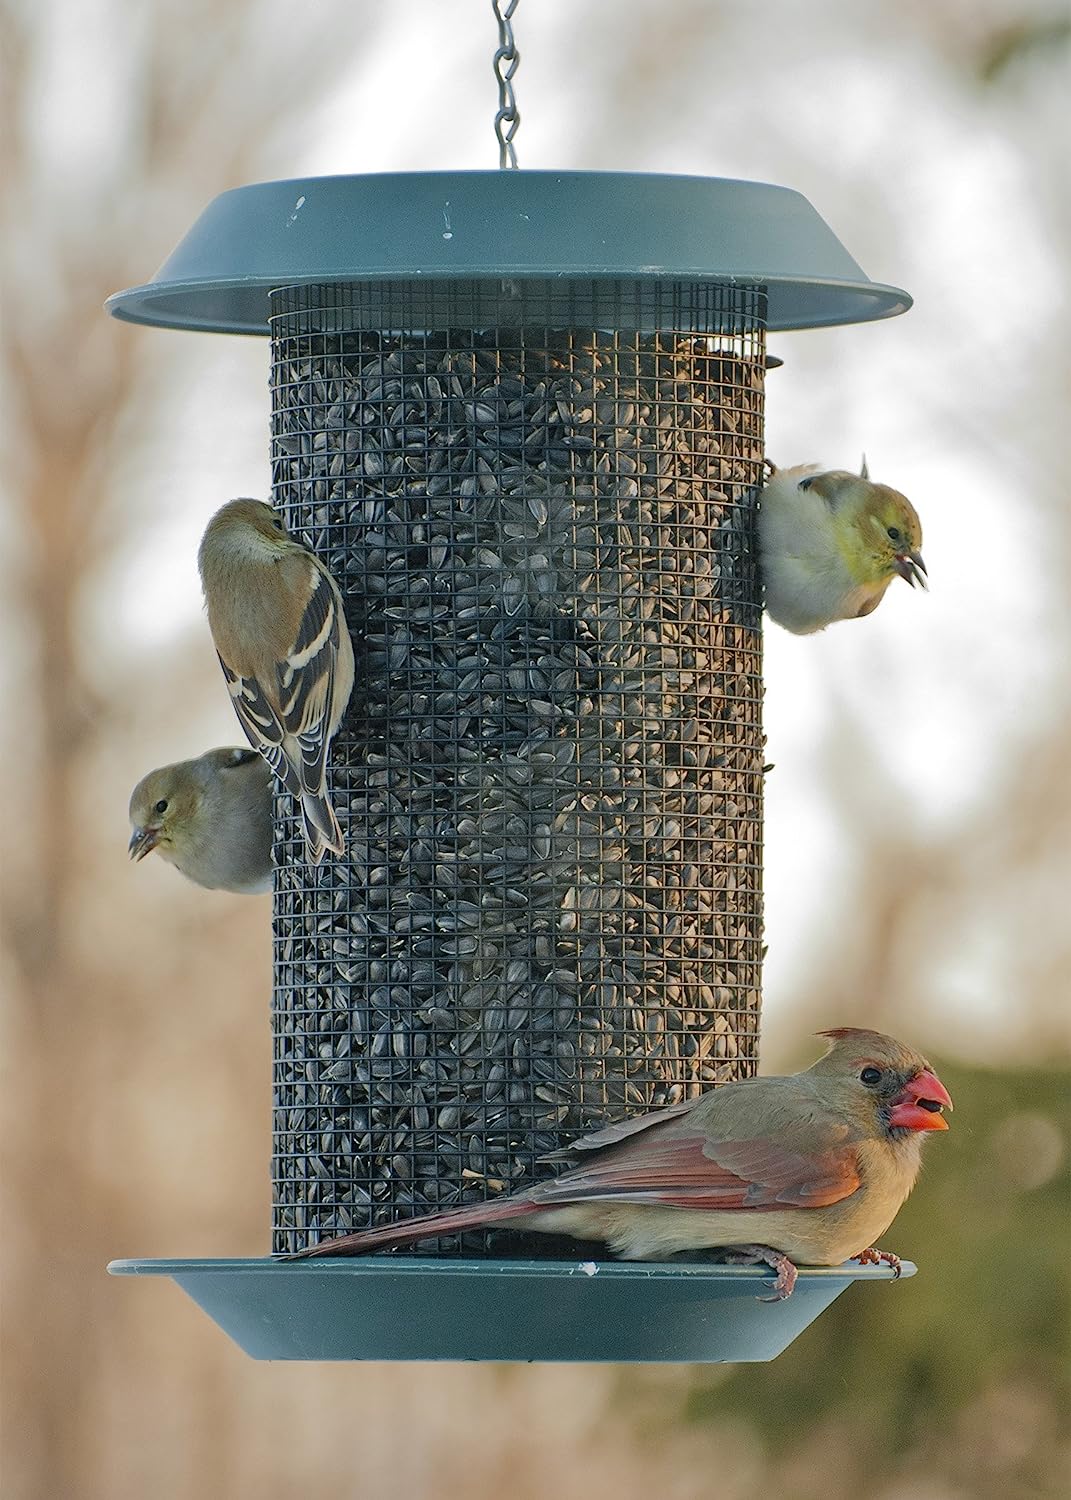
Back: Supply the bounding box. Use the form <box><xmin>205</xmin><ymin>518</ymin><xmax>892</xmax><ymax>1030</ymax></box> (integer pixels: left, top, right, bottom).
<box><xmin>108</xmin><ymin>1255</ymin><xmax>916</xmax><ymax>1281</ymax></box>
<box><xmin>106</xmin><ymin>271</ymin><xmax>910</xmax><ymax>337</ymax></box>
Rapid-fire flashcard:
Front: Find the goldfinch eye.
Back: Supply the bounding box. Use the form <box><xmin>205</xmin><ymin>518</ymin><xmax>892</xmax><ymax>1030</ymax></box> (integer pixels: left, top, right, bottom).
<box><xmin>154</xmin><ymin>798</ymin><xmax>169</xmax><ymax>815</ymax></box>
<box><xmin>886</xmin><ymin>526</ymin><xmax>902</xmax><ymax>543</ymax></box>
<box><xmin>860</xmin><ymin>1066</ymin><xmax>882</xmax><ymax>1085</ymax></box>
<box><xmin>797</xmin><ymin>476</ymin><xmax>817</xmax><ymax>491</ymax></box>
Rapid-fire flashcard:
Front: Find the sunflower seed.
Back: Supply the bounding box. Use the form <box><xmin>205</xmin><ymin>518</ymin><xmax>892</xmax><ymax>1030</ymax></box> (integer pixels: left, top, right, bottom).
<box><xmin>268</xmin><ymin>287</ymin><xmax>766</xmax><ymax>1256</ymax></box>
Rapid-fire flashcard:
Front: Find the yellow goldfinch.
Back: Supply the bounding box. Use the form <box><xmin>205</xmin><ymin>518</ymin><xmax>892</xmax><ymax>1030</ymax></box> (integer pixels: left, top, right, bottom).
<box><xmin>128</xmin><ymin>747</ymin><xmax>273</xmax><ymax>894</ymax></box>
<box><xmin>758</xmin><ymin>459</ymin><xmax>926</xmax><ymax>634</ymax></box>
<box><xmin>197</xmin><ymin>498</ymin><xmax>355</xmax><ymax>861</ymax></box>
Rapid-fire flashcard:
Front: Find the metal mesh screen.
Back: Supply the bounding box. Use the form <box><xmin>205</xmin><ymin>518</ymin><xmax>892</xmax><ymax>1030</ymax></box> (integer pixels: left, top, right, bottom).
<box><xmin>269</xmin><ymin>279</ymin><xmax>767</xmax><ymax>1255</ymax></box>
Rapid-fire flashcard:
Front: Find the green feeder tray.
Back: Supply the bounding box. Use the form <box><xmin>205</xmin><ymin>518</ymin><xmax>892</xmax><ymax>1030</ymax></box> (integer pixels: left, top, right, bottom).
<box><xmin>108</xmin><ymin>1257</ymin><xmax>916</xmax><ymax>1363</ymax></box>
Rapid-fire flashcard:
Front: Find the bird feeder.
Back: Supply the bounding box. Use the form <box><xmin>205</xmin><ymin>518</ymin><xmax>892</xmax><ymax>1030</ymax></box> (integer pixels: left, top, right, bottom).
<box><xmin>107</xmin><ymin>169</ymin><xmax>914</xmax><ymax>1361</ymax></box>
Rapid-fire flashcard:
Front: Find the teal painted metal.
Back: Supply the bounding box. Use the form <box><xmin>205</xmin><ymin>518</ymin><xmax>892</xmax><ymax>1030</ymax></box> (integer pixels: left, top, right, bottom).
<box><xmin>104</xmin><ymin>171</ymin><xmax>911</xmax><ymax>335</ymax></box>
<box><xmin>107</xmin><ymin>1257</ymin><xmax>916</xmax><ymax>1363</ymax></box>
<box><xmin>105</xmin><ymin>170</ymin><xmax>916</xmax><ymax>1364</ymax></box>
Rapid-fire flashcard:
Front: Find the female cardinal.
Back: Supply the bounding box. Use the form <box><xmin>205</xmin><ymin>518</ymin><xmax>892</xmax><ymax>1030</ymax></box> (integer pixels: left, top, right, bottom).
<box><xmin>287</xmin><ymin>1028</ymin><xmax>952</xmax><ymax>1298</ymax></box>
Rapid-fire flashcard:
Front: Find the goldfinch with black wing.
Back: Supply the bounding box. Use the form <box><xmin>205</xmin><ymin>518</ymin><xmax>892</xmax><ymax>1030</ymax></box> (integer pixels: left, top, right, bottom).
<box><xmin>198</xmin><ymin>498</ymin><xmax>355</xmax><ymax>860</ymax></box>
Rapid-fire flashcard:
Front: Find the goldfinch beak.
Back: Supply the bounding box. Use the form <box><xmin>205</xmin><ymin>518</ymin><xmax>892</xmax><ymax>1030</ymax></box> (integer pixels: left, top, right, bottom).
<box><xmin>128</xmin><ymin>826</ymin><xmax>158</xmax><ymax>861</ymax></box>
<box><xmin>895</xmin><ymin>550</ymin><xmax>927</xmax><ymax>589</ymax></box>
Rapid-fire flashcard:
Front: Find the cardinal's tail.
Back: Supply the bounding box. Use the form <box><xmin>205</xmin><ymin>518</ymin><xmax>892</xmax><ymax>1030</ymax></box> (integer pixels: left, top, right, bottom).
<box><xmin>284</xmin><ymin>1195</ymin><xmax>536</xmax><ymax>1258</ymax></box>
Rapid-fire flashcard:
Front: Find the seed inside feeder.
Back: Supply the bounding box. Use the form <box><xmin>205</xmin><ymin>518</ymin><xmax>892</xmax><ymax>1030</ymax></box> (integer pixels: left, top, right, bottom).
<box><xmin>270</xmin><ymin>286</ymin><xmax>766</xmax><ymax>1256</ymax></box>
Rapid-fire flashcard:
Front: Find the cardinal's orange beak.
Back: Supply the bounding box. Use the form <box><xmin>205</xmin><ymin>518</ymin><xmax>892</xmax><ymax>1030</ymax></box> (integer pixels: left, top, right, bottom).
<box><xmin>888</xmin><ymin>1068</ymin><xmax>952</xmax><ymax>1132</ymax></box>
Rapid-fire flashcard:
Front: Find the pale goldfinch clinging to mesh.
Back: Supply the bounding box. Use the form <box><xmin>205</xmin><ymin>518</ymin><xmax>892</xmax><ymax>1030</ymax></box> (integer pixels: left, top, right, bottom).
<box><xmin>198</xmin><ymin>498</ymin><xmax>355</xmax><ymax>861</ymax></box>
<box><xmin>758</xmin><ymin>459</ymin><xmax>926</xmax><ymax>634</ymax></box>
<box><xmin>129</xmin><ymin>747</ymin><xmax>273</xmax><ymax>894</ymax></box>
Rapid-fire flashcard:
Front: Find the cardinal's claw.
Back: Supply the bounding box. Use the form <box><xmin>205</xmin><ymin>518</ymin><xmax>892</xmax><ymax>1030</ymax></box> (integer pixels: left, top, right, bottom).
<box><xmin>724</xmin><ymin>1244</ymin><xmax>799</xmax><ymax>1301</ymax></box>
<box><xmin>853</xmin><ymin>1247</ymin><xmax>902</xmax><ymax>1277</ymax></box>
<box><xmin>759</xmin><ymin>1253</ymin><xmax>798</xmax><ymax>1302</ymax></box>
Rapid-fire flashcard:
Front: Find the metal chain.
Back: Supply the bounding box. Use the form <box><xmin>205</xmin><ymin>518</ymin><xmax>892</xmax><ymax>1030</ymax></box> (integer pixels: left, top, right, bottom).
<box><xmin>492</xmin><ymin>0</ymin><xmax>521</xmax><ymax>168</ymax></box>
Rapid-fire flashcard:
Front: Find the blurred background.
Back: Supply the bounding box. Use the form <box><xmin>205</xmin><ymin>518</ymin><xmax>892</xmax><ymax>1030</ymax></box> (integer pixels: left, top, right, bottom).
<box><xmin>2</xmin><ymin>1</ymin><xmax>1068</xmax><ymax>1496</ymax></box>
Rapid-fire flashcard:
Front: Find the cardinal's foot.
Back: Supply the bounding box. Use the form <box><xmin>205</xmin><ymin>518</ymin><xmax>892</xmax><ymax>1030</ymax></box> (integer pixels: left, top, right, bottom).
<box><xmin>724</xmin><ymin>1245</ymin><xmax>799</xmax><ymax>1301</ymax></box>
<box><xmin>853</xmin><ymin>1247</ymin><xmax>902</xmax><ymax>1277</ymax></box>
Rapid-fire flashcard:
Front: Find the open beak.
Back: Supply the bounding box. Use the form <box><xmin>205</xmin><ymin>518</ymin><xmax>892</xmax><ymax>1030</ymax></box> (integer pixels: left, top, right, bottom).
<box><xmin>895</xmin><ymin>550</ymin><xmax>928</xmax><ymax>590</ymax></box>
<box><xmin>888</xmin><ymin>1068</ymin><xmax>953</xmax><ymax>1132</ymax></box>
<box><xmin>128</xmin><ymin>826</ymin><xmax>159</xmax><ymax>862</ymax></box>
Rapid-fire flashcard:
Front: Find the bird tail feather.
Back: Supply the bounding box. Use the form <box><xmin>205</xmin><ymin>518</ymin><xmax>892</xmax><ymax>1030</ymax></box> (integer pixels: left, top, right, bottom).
<box><xmin>300</xmin><ymin>792</ymin><xmax>343</xmax><ymax>860</ymax></box>
<box><xmin>284</xmin><ymin>1196</ymin><xmax>535</xmax><ymax>1258</ymax></box>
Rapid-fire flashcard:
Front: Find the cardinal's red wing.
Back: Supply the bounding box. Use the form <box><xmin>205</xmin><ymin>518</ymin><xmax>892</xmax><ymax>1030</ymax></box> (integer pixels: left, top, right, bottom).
<box><xmin>528</xmin><ymin>1131</ymin><xmax>861</xmax><ymax>1212</ymax></box>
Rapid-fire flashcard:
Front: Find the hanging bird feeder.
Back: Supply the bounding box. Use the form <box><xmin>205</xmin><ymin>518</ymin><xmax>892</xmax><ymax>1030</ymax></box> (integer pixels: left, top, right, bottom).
<box><xmin>108</xmin><ymin>4</ymin><xmax>913</xmax><ymax>1362</ymax></box>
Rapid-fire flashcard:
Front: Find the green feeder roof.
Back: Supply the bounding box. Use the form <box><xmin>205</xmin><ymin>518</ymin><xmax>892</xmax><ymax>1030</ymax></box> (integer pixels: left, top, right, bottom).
<box><xmin>106</xmin><ymin>171</ymin><xmax>911</xmax><ymax>335</ymax></box>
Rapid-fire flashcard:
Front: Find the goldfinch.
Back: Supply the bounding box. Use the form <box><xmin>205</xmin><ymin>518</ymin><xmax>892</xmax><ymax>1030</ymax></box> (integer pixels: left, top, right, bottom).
<box><xmin>758</xmin><ymin>459</ymin><xmax>926</xmax><ymax>634</ymax></box>
<box><xmin>128</xmin><ymin>747</ymin><xmax>273</xmax><ymax>894</ymax></box>
<box><xmin>197</xmin><ymin>498</ymin><xmax>355</xmax><ymax>860</ymax></box>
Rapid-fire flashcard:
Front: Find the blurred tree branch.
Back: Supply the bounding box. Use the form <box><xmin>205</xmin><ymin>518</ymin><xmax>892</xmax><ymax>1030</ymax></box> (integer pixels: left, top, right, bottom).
<box><xmin>1</xmin><ymin>0</ymin><xmax>382</xmax><ymax>980</ymax></box>
<box><xmin>0</xmin><ymin>4</ymin><xmax>379</xmax><ymax>1495</ymax></box>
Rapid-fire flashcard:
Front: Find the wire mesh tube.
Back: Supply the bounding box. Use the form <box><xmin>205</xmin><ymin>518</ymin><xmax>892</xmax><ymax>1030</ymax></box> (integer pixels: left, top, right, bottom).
<box><xmin>269</xmin><ymin>280</ymin><xmax>767</xmax><ymax>1255</ymax></box>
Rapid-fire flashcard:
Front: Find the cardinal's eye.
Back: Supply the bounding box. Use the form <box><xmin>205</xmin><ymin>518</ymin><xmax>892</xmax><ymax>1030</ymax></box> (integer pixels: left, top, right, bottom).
<box><xmin>860</xmin><ymin>1066</ymin><xmax>882</xmax><ymax>1086</ymax></box>
<box><xmin>886</xmin><ymin>526</ymin><xmax>902</xmax><ymax>543</ymax></box>
<box><xmin>154</xmin><ymin>799</ymin><xmax>169</xmax><ymax>815</ymax></box>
